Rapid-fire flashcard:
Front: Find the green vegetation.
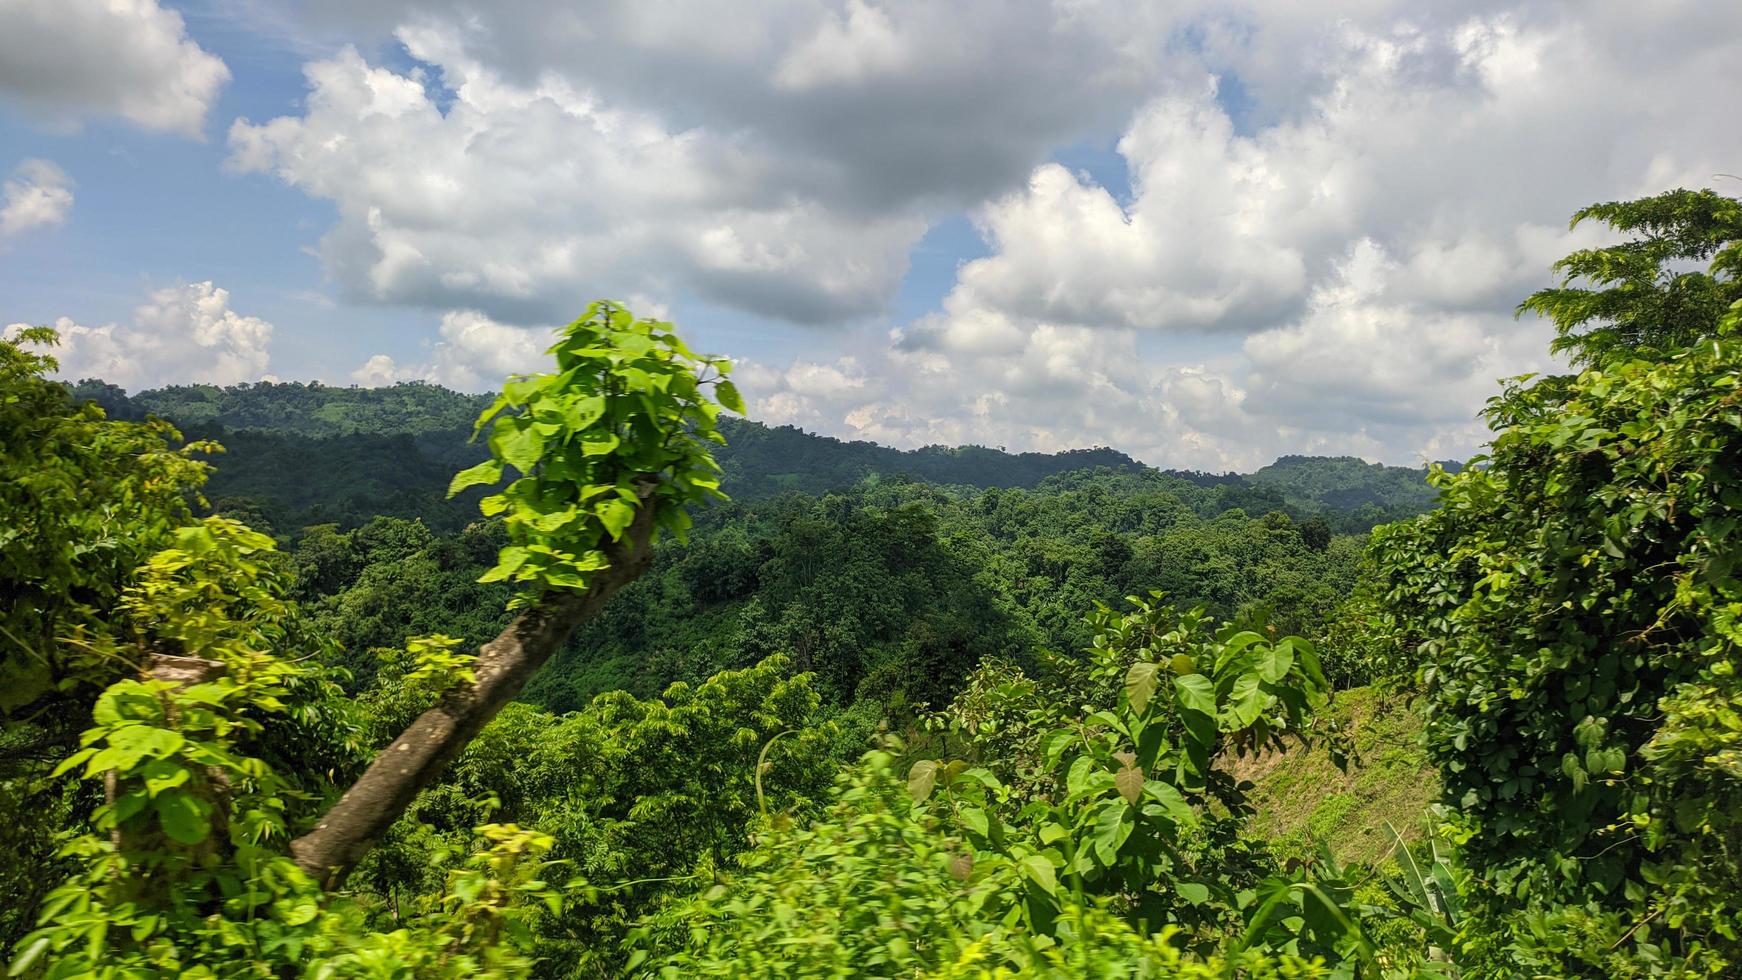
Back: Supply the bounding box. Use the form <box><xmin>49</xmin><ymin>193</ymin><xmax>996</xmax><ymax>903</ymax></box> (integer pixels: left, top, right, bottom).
<box><xmin>2</xmin><ymin>188</ymin><xmax>1738</xmax><ymax>977</ymax></box>
<box><xmin>1237</xmin><ymin>687</ymin><xmax>1435</xmax><ymax>868</ymax></box>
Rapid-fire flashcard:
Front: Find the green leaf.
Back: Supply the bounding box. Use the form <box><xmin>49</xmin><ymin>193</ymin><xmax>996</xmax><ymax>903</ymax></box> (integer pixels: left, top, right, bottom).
<box><xmin>908</xmin><ymin>760</ymin><xmax>938</xmax><ymax>803</ymax></box>
<box><xmin>478</xmin><ymin>544</ymin><xmax>531</xmax><ymax>584</ymax></box>
<box><xmin>1226</xmin><ymin>672</ymin><xmax>1265</xmax><ymax>728</ymax></box>
<box><xmin>715</xmin><ymin>379</ymin><xmax>746</xmax><ymax>414</ymax></box>
<box><xmin>1125</xmin><ymin>661</ymin><xmax>1159</xmax><ymax>714</ymax></box>
<box><xmin>140</xmin><ymin>758</ymin><xmax>189</xmax><ymax>797</ymax></box>
<box><xmin>959</xmin><ymin>806</ymin><xmax>990</xmax><ymax>837</ymax></box>
<box><xmin>502</xmin><ymin>376</ymin><xmax>544</xmax><ymax>405</ymax></box>
<box><xmin>1176</xmin><ymin>673</ymin><xmax>1218</xmax><ymax>747</ymax></box>
<box><xmin>1019</xmin><ymin>854</ymin><xmax>1057</xmax><ymax>896</ymax></box>
<box><xmin>1176</xmin><ymin>881</ymin><xmax>1211</xmax><ymax>906</ymax></box>
<box><xmin>1144</xmin><ymin>779</ymin><xmax>1197</xmax><ymax>826</ymax></box>
<box><xmin>1176</xmin><ymin>672</ymin><xmax>1216</xmax><ymax>716</ymax></box>
<box><xmin>50</xmin><ymin>747</ymin><xmax>95</xmax><ymax>779</ymax></box>
<box><xmin>282</xmin><ymin>900</ymin><xmax>320</xmax><ymax>927</ymax></box>
<box><xmin>155</xmin><ymin>790</ymin><xmax>211</xmax><ymax>845</ymax></box>
<box><xmin>491</xmin><ymin>421</ymin><xmax>545</xmax><ymax>474</ymax></box>
<box><xmin>581</xmin><ymin>432</ymin><xmax>621</xmax><ymax>457</ymax></box>
<box><xmin>8</xmin><ymin>936</ymin><xmax>50</xmax><ymax>977</ymax></box>
<box><xmin>565</xmin><ymin>394</ymin><xmax>606</xmax><ymax>429</ymax></box>
<box><xmin>1259</xmin><ymin>638</ymin><xmax>1296</xmax><ymax>683</ymax></box>
<box><xmin>597</xmin><ymin>498</ymin><xmax>636</xmax><ymax>540</ymax></box>
<box><xmin>447</xmin><ymin>459</ymin><xmax>504</xmax><ymax>497</ymax></box>
<box><xmin>1092</xmin><ymin>801</ymin><xmax>1132</xmax><ymax>865</ymax></box>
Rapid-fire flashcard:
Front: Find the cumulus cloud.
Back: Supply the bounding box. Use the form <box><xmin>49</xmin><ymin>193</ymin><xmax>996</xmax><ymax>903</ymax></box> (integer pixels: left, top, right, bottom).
<box><xmin>349</xmin><ymin>310</ymin><xmax>552</xmax><ymax>390</ymax></box>
<box><xmin>5</xmin><ymin>282</ymin><xmax>274</xmax><ymax>389</ymax></box>
<box><xmin>945</xmin><ymin>6</ymin><xmax>1742</xmax><ymax>336</ymax></box>
<box><xmin>239</xmin><ymin>0</ymin><xmax>1738</xmax><ymax>467</ymax></box>
<box><xmin>289</xmin><ymin>0</ymin><xmax>1164</xmax><ymax>209</ymax></box>
<box><xmin>734</xmin><ymin>262</ymin><xmax>1558</xmax><ymax>473</ymax></box>
<box><xmin>0</xmin><ymin>0</ymin><xmax>230</xmax><ymax>136</ymax></box>
<box><xmin>0</xmin><ymin>159</ymin><xmax>73</xmax><ymax>239</ymax></box>
<box><xmin>229</xmin><ymin>44</ymin><xmax>925</xmax><ymax>325</ymax></box>
<box><xmin>226</xmin><ymin>1</ymin><xmax>1181</xmax><ymax>325</ymax></box>
<box><xmin>724</xmin><ymin>0</ymin><xmax>1736</xmax><ymax>469</ymax></box>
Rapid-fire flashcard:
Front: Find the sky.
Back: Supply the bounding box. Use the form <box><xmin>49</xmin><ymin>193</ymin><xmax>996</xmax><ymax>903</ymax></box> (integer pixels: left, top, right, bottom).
<box><xmin>1</xmin><ymin>1</ymin><xmax>1738</xmax><ymax>471</ymax></box>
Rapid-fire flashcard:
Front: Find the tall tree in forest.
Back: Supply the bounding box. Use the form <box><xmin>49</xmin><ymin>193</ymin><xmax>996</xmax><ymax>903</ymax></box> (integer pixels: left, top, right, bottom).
<box><xmin>1518</xmin><ymin>188</ymin><xmax>1742</xmax><ymax>366</ymax></box>
<box><xmin>1380</xmin><ymin>194</ymin><xmax>1742</xmax><ymax>976</ymax></box>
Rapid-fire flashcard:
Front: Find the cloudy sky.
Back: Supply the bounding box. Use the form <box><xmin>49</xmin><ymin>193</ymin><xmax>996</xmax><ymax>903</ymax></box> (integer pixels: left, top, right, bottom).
<box><xmin>2</xmin><ymin>0</ymin><xmax>1738</xmax><ymax>470</ymax></box>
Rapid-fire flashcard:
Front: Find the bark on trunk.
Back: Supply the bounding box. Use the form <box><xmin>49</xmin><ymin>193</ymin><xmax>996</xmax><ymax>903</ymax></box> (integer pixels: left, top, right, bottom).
<box><xmin>290</xmin><ymin>489</ymin><xmax>659</xmax><ymax>888</ymax></box>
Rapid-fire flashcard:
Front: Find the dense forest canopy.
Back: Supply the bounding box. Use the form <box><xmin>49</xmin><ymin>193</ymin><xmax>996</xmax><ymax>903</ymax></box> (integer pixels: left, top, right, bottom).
<box><xmin>71</xmin><ymin>377</ymin><xmax>1440</xmax><ymax>535</ymax></box>
<box><xmin>1</xmin><ymin>190</ymin><xmax>1738</xmax><ymax>978</ymax></box>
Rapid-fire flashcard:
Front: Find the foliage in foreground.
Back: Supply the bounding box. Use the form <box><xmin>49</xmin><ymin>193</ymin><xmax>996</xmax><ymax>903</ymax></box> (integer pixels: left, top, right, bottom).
<box><xmin>6</xmin><ymin>190</ymin><xmax>1742</xmax><ymax>979</ymax></box>
<box><xmin>0</xmin><ymin>327</ymin><xmax>219</xmax><ymax>949</ymax></box>
<box><xmin>1377</xmin><ymin>194</ymin><xmax>1742</xmax><ymax>975</ymax></box>
<box><xmin>8</xmin><ymin>518</ymin><xmax>554</xmax><ymax>978</ymax></box>
<box><xmin>640</xmin><ymin>600</ymin><xmax>1455</xmax><ymax>978</ymax></box>
<box><xmin>636</xmin><ymin>751</ymin><xmax>1328</xmax><ymax>979</ymax></box>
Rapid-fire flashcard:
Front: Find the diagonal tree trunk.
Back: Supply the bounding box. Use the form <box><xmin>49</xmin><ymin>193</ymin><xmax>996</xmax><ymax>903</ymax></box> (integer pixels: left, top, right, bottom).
<box><xmin>290</xmin><ymin>492</ymin><xmax>658</xmax><ymax>889</ymax></box>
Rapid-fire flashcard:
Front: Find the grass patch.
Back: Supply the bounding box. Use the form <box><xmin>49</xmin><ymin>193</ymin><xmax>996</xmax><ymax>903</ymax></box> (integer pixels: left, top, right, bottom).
<box><xmin>1230</xmin><ymin>685</ymin><xmax>1438</xmax><ymax>866</ymax></box>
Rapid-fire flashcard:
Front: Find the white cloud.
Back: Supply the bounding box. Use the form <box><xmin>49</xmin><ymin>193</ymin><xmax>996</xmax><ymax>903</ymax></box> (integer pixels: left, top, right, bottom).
<box><xmin>226</xmin><ymin>1</ymin><xmax>1182</xmax><ymax>325</ymax></box>
<box><xmin>0</xmin><ymin>0</ymin><xmax>230</xmax><ymax>136</ymax></box>
<box><xmin>5</xmin><ymin>282</ymin><xmax>274</xmax><ymax>389</ymax></box>
<box><xmin>0</xmin><ymin>159</ymin><xmax>73</xmax><ymax>239</ymax></box>
<box><xmin>725</xmin><ymin>1</ymin><xmax>1735</xmax><ymax>469</ymax></box>
<box><xmin>237</xmin><ymin>0</ymin><xmax>1739</xmax><ymax>469</ymax></box>
<box><xmin>229</xmin><ymin>44</ymin><xmax>925</xmax><ymax>325</ymax></box>
<box><xmin>349</xmin><ymin>310</ymin><xmax>552</xmax><ymax>390</ymax></box>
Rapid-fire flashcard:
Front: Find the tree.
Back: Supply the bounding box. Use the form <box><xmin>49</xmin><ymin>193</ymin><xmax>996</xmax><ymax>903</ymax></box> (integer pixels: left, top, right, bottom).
<box><xmin>1518</xmin><ymin>188</ymin><xmax>1742</xmax><ymax>366</ymax></box>
<box><xmin>1378</xmin><ymin>221</ymin><xmax>1742</xmax><ymax>974</ymax></box>
<box><xmin>0</xmin><ymin>327</ymin><xmax>214</xmax><ymax>950</ymax></box>
<box><xmin>0</xmin><ymin>328</ymin><xmax>213</xmax><ymax>717</ymax></box>
<box><xmin>290</xmin><ymin>302</ymin><xmax>739</xmax><ymax>886</ymax></box>
<box><xmin>5</xmin><ymin>302</ymin><xmax>744</xmax><ymax>977</ymax></box>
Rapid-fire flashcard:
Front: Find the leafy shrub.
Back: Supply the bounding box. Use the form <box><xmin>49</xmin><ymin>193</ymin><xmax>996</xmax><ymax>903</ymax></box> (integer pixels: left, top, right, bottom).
<box><xmin>1373</xmin><ymin>305</ymin><xmax>1742</xmax><ymax>975</ymax></box>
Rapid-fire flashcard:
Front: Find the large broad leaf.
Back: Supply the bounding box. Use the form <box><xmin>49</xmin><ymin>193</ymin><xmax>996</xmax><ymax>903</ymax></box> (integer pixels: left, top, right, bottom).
<box><xmin>491</xmin><ymin>421</ymin><xmax>545</xmax><ymax>475</ymax></box>
<box><xmin>958</xmin><ymin>806</ymin><xmax>990</xmax><ymax>837</ymax></box>
<box><xmin>564</xmin><ymin>394</ymin><xmax>606</xmax><ymax>429</ymax></box>
<box><xmin>1125</xmin><ymin>661</ymin><xmax>1160</xmax><ymax>714</ymax></box>
<box><xmin>581</xmin><ymin>432</ymin><xmax>621</xmax><ymax>457</ymax></box>
<box><xmin>1092</xmin><ymin>801</ymin><xmax>1133</xmax><ymax>865</ymax></box>
<box><xmin>597</xmin><ymin>498</ymin><xmax>637</xmax><ymax>540</ymax></box>
<box><xmin>715</xmin><ymin>379</ymin><xmax>746</xmax><ymax>414</ymax></box>
<box><xmin>155</xmin><ymin>790</ymin><xmax>211</xmax><ymax>846</ymax></box>
<box><xmin>1019</xmin><ymin>854</ymin><xmax>1058</xmax><ymax>896</ymax></box>
<box><xmin>1175</xmin><ymin>672</ymin><xmax>1216</xmax><ymax>715</ymax></box>
<box><xmin>1175</xmin><ymin>673</ymin><xmax>1217</xmax><ymax>747</ymax></box>
<box><xmin>1144</xmin><ymin>779</ymin><xmax>1197</xmax><ymax>827</ymax></box>
<box><xmin>1226</xmin><ymin>672</ymin><xmax>1266</xmax><ymax>728</ymax></box>
<box><xmin>1258</xmin><ymin>637</ymin><xmax>1296</xmax><ymax>683</ymax></box>
<box><xmin>447</xmin><ymin>459</ymin><xmax>503</xmax><ymax>497</ymax></box>
<box><xmin>478</xmin><ymin>545</ymin><xmax>530</xmax><ymax>584</ymax></box>
<box><xmin>908</xmin><ymin>760</ymin><xmax>939</xmax><ymax>802</ymax></box>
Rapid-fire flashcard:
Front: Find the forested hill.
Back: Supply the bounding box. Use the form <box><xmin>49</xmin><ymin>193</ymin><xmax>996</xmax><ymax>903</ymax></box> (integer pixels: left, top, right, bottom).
<box><xmin>1247</xmin><ymin>453</ymin><xmax>1449</xmax><ymax>514</ymax></box>
<box><xmin>68</xmin><ymin>378</ymin><xmax>1440</xmax><ymax>535</ymax></box>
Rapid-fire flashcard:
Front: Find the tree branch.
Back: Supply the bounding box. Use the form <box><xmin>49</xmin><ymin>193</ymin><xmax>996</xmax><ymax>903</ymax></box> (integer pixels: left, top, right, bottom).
<box><xmin>290</xmin><ymin>485</ymin><xmax>660</xmax><ymax>888</ymax></box>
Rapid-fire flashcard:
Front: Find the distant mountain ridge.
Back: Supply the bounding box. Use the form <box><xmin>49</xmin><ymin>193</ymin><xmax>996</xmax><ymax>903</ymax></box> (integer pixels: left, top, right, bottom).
<box><xmin>1246</xmin><ymin>454</ymin><xmax>1444</xmax><ymax>515</ymax></box>
<box><xmin>68</xmin><ymin>379</ymin><xmax>1444</xmax><ymax>534</ymax></box>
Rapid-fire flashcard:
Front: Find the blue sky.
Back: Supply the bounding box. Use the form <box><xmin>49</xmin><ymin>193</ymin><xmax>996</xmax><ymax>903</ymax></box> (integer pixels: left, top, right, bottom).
<box><xmin>2</xmin><ymin>1</ymin><xmax>1738</xmax><ymax>470</ymax></box>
